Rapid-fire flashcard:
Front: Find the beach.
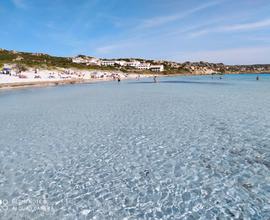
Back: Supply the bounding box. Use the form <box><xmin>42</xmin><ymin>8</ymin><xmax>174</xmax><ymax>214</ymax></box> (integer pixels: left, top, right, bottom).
<box><xmin>0</xmin><ymin>67</ymin><xmax>152</xmax><ymax>90</ymax></box>
<box><xmin>2</xmin><ymin>0</ymin><xmax>270</xmax><ymax>218</ymax></box>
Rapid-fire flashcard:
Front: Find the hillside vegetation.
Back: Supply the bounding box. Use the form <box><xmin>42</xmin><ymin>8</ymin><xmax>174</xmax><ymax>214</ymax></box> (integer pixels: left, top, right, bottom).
<box><xmin>1</xmin><ymin>48</ymin><xmax>270</xmax><ymax>74</ymax></box>
<box><xmin>0</xmin><ymin>49</ymin><xmax>114</xmax><ymax>71</ymax></box>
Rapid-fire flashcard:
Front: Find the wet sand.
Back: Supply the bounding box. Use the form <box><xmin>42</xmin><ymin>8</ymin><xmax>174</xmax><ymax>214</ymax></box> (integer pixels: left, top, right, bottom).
<box><xmin>0</xmin><ymin>76</ymin><xmax>147</xmax><ymax>91</ymax></box>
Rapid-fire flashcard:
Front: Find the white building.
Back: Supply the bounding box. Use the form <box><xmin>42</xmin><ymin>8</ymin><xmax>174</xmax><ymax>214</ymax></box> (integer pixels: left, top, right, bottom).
<box><xmin>101</xmin><ymin>60</ymin><xmax>116</xmax><ymax>66</ymax></box>
<box><xmin>88</xmin><ymin>58</ymin><xmax>101</xmax><ymax>66</ymax></box>
<box><xmin>115</xmin><ymin>60</ymin><xmax>127</xmax><ymax>66</ymax></box>
<box><xmin>72</xmin><ymin>56</ymin><xmax>86</xmax><ymax>64</ymax></box>
<box><xmin>137</xmin><ymin>63</ymin><xmax>151</xmax><ymax>70</ymax></box>
<box><xmin>149</xmin><ymin>65</ymin><xmax>164</xmax><ymax>72</ymax></box>
<box><xmin>72</xmin><ymin>56</ymin><xmax>100</xmax><ymax>66</ymax></box>
<box><xmin>125</xmin><ymin>61</ymin><xmax>141</xmax><ymax>67</ymax></box>
<box><xmin>72</xmin><ymin>56</ymin><xmax>165</xmax><ymax>72</ymax></box>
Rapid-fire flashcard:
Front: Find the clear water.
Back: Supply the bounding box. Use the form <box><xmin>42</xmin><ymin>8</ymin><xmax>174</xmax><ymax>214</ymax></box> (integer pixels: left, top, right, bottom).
<box><xmin>0</xmin><ymin>74</ymin><xmax>270</xmax><ymax>219</ymax></box>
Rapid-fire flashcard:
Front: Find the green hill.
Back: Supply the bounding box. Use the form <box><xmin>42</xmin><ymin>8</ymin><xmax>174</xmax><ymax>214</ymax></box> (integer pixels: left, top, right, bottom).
<box><xmin>0</xmin><ymin>49</ymin><xmax>114</xmax><ymax>71</ymax></box>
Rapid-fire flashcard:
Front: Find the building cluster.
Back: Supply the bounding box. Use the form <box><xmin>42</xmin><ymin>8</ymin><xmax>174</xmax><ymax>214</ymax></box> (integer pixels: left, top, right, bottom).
<box><xmin>72</xmin><ymin>56</ymin><xmax>100</xmax><ymax>66</ymax></box>
<box><xmin>72</xmin><ymin>56</ymin><xmax>164</xmax><ymax>72</ymax></box>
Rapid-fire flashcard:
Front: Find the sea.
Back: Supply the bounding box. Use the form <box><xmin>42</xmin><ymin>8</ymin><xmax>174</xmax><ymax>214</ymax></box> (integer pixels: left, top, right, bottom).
<box><xmin>0</xmin><ymin>74</ymin><xmax>269</xmax><ymax>219</ymax></box>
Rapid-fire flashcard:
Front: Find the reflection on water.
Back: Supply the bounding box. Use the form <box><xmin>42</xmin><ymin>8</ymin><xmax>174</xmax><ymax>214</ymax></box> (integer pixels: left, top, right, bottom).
<box><xmin>129</xmin><ymin>80</ymin><xmax>229</xmax><ymax>85</ymax></box>
<box><xmin>0</xmin><ymin>74</ymin><xmax>270</xmax><ymax>219</ymax></box>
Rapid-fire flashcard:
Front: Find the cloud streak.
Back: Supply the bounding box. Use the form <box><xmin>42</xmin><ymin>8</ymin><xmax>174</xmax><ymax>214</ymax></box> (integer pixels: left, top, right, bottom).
<box><xmin>136</xmin><ymin>1</ymin><xmax>224</xmax><ymax>29</ymax></box>
<box><xmin>189</xmin><ymin>18</ymin><xmax>270</xmax><ymax>37</ymax></box>
<box><xmin>11</xmin><ymin>0</ymin><xmax>27</xmax><ymax>9</ymax></box>
<box><xmin>94</xmin><ymin>1</ymin><xmax>228</xmax><ymax>55</ymax></box>
<box><xmin>171</xmin><ymin>46</ymin><xmax>270</xmax><ymax>64</ymax></box>
<box><xmin>221</xmin><ymin>18</ymin><xmax>270</xmax><ymax>31</ymax></box>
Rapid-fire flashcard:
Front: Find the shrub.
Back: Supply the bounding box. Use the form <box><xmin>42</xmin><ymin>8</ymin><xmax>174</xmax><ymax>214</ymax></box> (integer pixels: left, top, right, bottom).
<box><xmin>15</xmin><ymin>63</ymin><xmax>28</xmax><ymax>72</ymax></box>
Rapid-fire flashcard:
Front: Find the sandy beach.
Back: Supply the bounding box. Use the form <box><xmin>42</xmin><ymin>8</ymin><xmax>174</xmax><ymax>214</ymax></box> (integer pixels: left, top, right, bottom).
<box><xmin>0</xmin><ymin>67</ymin><xmax>151</xmax><ymax>90</ymax></box>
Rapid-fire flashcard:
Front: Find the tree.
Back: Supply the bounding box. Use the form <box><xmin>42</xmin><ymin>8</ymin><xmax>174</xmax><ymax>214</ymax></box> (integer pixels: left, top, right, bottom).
<box><xmin>15</xmin><ymin>63</ymin><xmax>27</xmax><ymax>73</ymax></box>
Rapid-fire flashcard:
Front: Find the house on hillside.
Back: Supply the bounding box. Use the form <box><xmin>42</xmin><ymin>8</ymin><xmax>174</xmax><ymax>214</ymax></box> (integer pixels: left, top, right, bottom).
<box><xmin>149</xmin><ymin>65</ymin><xmax>164</xmax><ymax>72</ymax></box>
<box><xmin>137</xmin><ymin>63</ymin><xmax>151</xmax><ymax>70</ymax></box>
<box><xmin>115</xmin><ymin>60</ymin><xmax>127</xmax><ymax>66</ymax></box>
<box><xmin>125</xmin><ymin>61</ymin><xmax>141</xmax><ymax>67</ymax></box>
<box><xmin>101</xmin><ymin>60</ymin><xmax>116</xmax><ymax>66</ymax></box>
<box><xmin>72</xmin><ymin>56</ymin><xmax>101</xmax><ymax>66</ymax></box>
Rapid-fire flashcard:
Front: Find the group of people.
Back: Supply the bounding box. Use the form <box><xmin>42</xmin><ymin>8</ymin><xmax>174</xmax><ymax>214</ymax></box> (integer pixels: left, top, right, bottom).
<box><xmin>212</xmin><ymin>75</ymin><xmax>260</xmax><ymax>81</ymax></box>
<box><xmin>117</xmin><ymin>75</ymin><xmax>260</xmax><ymax>84</ymax></box>
<box><xmin>116</xmin><ymin>75</ymin><xmax>158</xmax><ymax>83</ymax></box>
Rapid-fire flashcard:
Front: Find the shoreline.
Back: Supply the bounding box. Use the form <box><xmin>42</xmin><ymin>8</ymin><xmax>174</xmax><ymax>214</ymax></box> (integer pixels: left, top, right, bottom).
<box><xmin>0</xmin><ymin>78</ymin><xmax>122</xmax><ymax>91</ymax></box>
<box><xmin>0</xmin><ymin>79</ymin><xmax>98</xmax><ymax>91</ymax></box>
<box><xmin>0</xmin><ymin>75</ymin><xmax>151</xmax><ymax>91</ymax></box>
<box><xmin>161</xmin><ymin>72</ymin><xmax>270</xmax><ymax>76</ymax></box>
<box><xmin>1</xmin><ymin>72</ymin><xmax>269</xmax><ymax>91</ymax></box>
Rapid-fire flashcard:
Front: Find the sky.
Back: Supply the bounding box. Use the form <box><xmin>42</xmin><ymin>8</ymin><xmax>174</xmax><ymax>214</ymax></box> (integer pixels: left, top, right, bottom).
<box><xmin>1</xmin><ymin>0</ymin><xmax>270</xmax><ymax>64</ymax></box>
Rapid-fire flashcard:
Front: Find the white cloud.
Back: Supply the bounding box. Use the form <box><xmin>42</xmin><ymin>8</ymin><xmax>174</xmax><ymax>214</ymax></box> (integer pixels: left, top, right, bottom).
<box><xmin>221</xmin><ymin>18</ymin><xmax>270</xmax><ymax>31</ymax></box>
<box><xmin>96</xmin><ymin>44</ymin><xmax>120</xmax><ymax>54</ymax></box>
<box><xmin>95</xmin><ymin>43</ymin><xmax>270</xmax><ymax>64</ymax></box>
<box><xmin>94</xmin><ymin>1</ymin><xmax>229</xmax><ymax>55</ymax></box>
<box><xmin>171</xmin><ymin>47</ymin><xmax>270</xmax><ymax>64</ymax></box>
<box><xmin>189</xmin><ymin>18</ymin><xmax>270</xmax><ymax>37</ymax></box>
<box><xmin>11</xmin><ymin>0</ymin><xmax>27</xmax><ymax>9</ymax></box>
<box><xmin>136</xmin><ymin>1</ymin><xmax>224</xmax><ymax>29</ymax></box>
<box><xmin>95</xmin><ymin>40</ymin><xmax>138</xmax><ymax>55</ymax></box>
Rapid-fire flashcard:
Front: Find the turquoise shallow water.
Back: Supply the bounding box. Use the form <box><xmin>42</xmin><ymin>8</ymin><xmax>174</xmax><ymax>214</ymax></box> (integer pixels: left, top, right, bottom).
<box><xmin>0</xmin><ymin>74</ymin><xmax>270</xmax><ymax>219</ymax></box>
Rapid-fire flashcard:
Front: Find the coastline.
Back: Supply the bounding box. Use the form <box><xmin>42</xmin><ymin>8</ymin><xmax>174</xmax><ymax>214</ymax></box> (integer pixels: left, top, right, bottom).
<box><xmin>0</xmin><ymin>79</ymin><xmax>97</xmax><ymax>91</ymax></box>
<box><xmin>1</xmin><ymin>72</ymin><xmax>269</xmax><ymax>91</ymax></box>
<box><xmin>0</xmin><ymin>74</ymin><xmax>152</xmax><ymax>91</ymax></box>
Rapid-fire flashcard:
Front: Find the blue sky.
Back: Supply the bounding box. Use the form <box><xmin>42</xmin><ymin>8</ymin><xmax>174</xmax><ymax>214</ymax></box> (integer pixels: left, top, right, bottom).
<box><xmin>1</xmin><ymin>0</ymin><xmax>270</xmax><ymax>64</ymax></box>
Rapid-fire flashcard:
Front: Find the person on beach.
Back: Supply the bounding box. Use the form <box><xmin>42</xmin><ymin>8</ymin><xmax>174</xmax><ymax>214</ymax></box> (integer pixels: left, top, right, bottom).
<box><xmin>118</xmin><ymin>77</ymin><xmax>121</xmax><ymax>83</ymax></box>
<box><xmin>154</xmin><ymin>76</ymin><xmax>157</xmax><ymax>83</ymax></box>
<box><xmin>256</xmin><ymin>75</ymin><xmax>259</xmax><ymax>81</ymax></box>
